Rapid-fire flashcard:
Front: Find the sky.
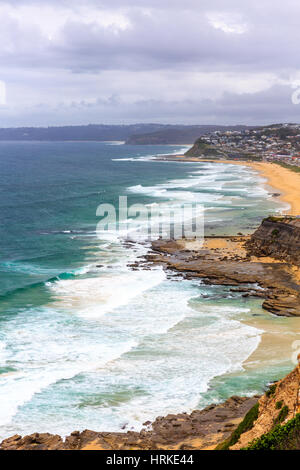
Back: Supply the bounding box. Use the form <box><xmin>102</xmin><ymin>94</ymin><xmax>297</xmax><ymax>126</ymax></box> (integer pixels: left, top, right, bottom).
<box><xmin>0</xmin><ymin>0</ymin><xmax>300</xmax><ymax>126</ymax></box>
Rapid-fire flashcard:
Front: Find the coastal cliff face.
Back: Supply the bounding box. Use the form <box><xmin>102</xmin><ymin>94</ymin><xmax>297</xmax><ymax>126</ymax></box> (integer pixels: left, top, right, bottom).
<box><xmin>223</xmin><ymin>363</ymin><xmax>300</xmax><ymax>450</ymax></box>
<box><xmin>247</xmin><ymin>217</ymin><xmax>300</xmax><ymax>266</ymax></box>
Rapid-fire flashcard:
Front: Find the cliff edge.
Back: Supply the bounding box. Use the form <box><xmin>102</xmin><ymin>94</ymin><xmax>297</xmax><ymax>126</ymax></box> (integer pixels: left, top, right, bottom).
<box><xmin>247</xmin><ymin>216</ymin><xmax>300</xmax><ymax>266</ymax></box>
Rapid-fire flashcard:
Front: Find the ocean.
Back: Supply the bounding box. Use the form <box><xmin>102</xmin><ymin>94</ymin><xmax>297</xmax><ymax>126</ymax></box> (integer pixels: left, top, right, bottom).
<box><xmin>0</xmin><ymin>141</ymin><xmax>295</xmax><ymax>439</ymax></box>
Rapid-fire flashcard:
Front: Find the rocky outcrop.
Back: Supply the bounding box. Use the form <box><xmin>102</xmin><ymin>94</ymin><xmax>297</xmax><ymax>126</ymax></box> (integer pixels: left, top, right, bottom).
<box><xmin>0</xmin><ymin>396</ymin><xmax>259</xmax><ymax>451</ymax></box>
<box><xmin>184</xmin><ymin>138</ymin><xmax>226</xmax><ymax>158</ymax></box>
<box><xmin>0</xmin><ymin>433</ymin><xmax>65</xmax><ymax>451</ymax></box>
<box><xmin>149</xmin><ymin>237</ymin><xmax>300</xmax><ymax>317</ymax></box>
<box><xmin>247</xmin><ymin>217</ymin><xmax>300</xmax><ymax>266</ymax></box>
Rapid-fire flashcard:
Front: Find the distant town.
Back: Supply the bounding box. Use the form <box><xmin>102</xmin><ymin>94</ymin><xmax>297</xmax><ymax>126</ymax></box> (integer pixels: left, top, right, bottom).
<box><xmin>196</xmin><ymin>123</ymin><xmax>300</xmax><ymax>167</ymax></box>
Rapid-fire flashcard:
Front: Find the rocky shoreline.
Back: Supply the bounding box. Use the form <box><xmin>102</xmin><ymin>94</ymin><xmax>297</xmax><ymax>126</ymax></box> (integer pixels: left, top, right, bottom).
<box><xmin>3</xmin><ymin>361</ymin><xmax>300</xmax><ymax>450</ymax></box>
<box><xmin>145</xmin><ymin>221</ymin><xmax>300</xmax><ymax>318</ymax></box>
<box><xmin>0</xmin><ymin>395</ymin><xmax>259</xmax><ymax>450</ymax></box>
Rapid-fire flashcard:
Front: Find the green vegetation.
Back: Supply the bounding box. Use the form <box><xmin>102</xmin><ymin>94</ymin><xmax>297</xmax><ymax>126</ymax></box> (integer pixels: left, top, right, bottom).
<box><xmin>266</xmin><ymin>383</ymin><xmax>277</xmax><ymax>398</ymax></box>
<box><xmin>274</xmin><ymin>405</ymin><xmax>289</xmax><ymax>425</ymax></box>
<box><xmin>215</xmin><ymin>403</ymin><xmax>259</xmax><ymax>450</ymax></box>
<box><xmin>241</xmin><ymin>154</ymin><xmax>263</xmax><ymax>162</ymax></box>
<box><xmin>244</xmin><ymin>413</ymin><xmax>300</xmax><ymax>450</ymax></box>
<box><xmin>262</xmin><ymin>215</ymin><xmax>297</xmax><ymax>224</ymax></box>
<box><xmin>275</xmin><ymin>401</ymin><xmax>283</xmax><ymax>410</ymax></box>
<box><xmin>264</xmin><ymin>216</ymin><xmax>285</xmax><ymax>222</ymax></box>
<box><xmin>271</xmin><ymin>229</ymin><xmax>279</xmax><ymax>237</ymax></box>
<box><xmin>262</xmin><ymin>126</ymin><xmax>299</xmax><ymax>140</ymax></box>
<box><xmin>275</xmin><ymin>161</ymin><xmax>300</xmax><ymax>173</ymax></box>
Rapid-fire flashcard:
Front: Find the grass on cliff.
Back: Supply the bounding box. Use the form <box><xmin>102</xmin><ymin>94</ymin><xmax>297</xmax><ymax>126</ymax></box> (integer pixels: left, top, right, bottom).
<box><xmin>265</xmin><ymin>383</ymin><xmax>277</xmax><ymax>398</ymax></box>
<box><xmin>275</xmin><ymin>400</ymin><xmax>283</xmax><ymax>410</ymax></box>
<box><xmin>274</xmin><ymin>405</ymin><xmax>289</xmax><ymax>426</ymax></box>
<box><xmin>215</xmin><ymin>403</ymin><xmax>259</xmax><ymax>450</ymax></box>
<box><xmin>244</xmin><ymin>413</ymin><xmax>300</xmax><ymax>450</ymax></box>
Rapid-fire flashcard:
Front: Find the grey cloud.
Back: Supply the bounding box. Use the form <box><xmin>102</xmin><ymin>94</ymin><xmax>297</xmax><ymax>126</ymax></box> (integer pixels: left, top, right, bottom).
<box><xmin>0</xmin><ymin>1</ymin><xmax>299</xmax><ymax>72</ymax></box>
<box><xmin>1</xmin><ymin>84</ymin><xmax>299</xmax><ymax>127</ymax></box>
<box><xmin>1</xmin><ymin>1</ymin><xmax>300</xmax><ymax>125</ymax></box>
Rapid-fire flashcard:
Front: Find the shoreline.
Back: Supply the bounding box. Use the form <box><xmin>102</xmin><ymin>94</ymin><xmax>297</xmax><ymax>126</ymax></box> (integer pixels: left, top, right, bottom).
<box><xmin>218</xmin><ymin>160</ymin><xmax>300</xmax><ymax>216</ymax></box>
<box><xmin>0</xmin><ymin>394</ymin><xmax>260</xmax><ymax>450</ymax></box>
<box><xmin>155</xmin><ymin>155</ymin><xmax>300</xmax><ymax>215</ymax></box>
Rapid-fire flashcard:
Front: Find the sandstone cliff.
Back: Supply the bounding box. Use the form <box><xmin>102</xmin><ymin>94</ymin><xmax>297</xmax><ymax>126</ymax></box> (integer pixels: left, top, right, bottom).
<box><xmin>217</xmin><ymin>362</ymin><xmax>300</xmax><ymax>450</ymax></box>
<box><xmin>247</xmin><ymin>216</ymin><xmax>300</xmax><ymax>266</ymax></box>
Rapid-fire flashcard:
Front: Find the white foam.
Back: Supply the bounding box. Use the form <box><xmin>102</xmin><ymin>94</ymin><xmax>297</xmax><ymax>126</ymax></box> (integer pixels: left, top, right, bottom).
<box><xmin>52</xmin><ymin>302</ymin><xmax>262</xmax><ymax>434</ymax></box>
<box><xmin>0</xmin><ymin>275</ymin><xmax>263</xmax><ymax>438</ymax></box>
<box><xmin>128</xmin><ymin>183</ymin><xmax>222</xmax><ymax>203</ymax></box>
<box><xmin>101</xmin><ymin>306</ymin><xmax>261</xmax><ymax>430</ymax></box>
<box><xmin>49</xmin><ymin>267</ymin><xmax>166</xmax><ymax>319</ymax></box>
<box><xmin>0</xmin><ymin>337</ymin><xmax>137</xmax><ymax>428</ymax></box>
<box><xmin>0</xmin><ymin>341</ymin><xmax>8</xmax><ymax>364</ymax></box>
<box><xmin>112</xmin><ymin>146</ymin><xmax>191</xmax><ymax>162</ymax></box>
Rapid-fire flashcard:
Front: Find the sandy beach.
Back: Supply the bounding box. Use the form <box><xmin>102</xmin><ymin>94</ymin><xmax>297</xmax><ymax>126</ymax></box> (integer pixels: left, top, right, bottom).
<box><xmin>233</xmin><ymin>162</ymin><xmax>300</xmax><ymax>216</ymax></box>
<box><xmin>165</xmin><ymin>155</ymin><xmax>300</xmax><ymax>215</ymax></box>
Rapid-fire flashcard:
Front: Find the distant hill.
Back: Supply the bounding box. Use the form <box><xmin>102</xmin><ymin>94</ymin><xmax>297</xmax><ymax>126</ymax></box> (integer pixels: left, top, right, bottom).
<box><xmin>0</xmin><ymin>124</ymin><xmax>251</xmax><ymax>143</ymax></box>
<box><xmin>126</xmin><ymin>125</ymin><xmax>251</xmax><ymax>145</ymax></box>
<box><xmin>0</xmin><ymin>124</ymin><xmax>172</xmax><ymax>142</ymax></box>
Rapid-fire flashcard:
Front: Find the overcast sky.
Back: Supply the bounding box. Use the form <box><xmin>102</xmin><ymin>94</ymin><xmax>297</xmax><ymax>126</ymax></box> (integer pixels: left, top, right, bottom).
<box><xmin>1</xmin><ymin>0</ymin><xmax>300</xmax><ymax>126</ymax></box>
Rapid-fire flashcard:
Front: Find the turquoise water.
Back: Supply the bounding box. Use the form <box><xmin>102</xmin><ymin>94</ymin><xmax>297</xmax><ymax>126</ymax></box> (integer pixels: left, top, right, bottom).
<box><xmin>0</xmin><ymin>141</ymin><xmax>294</xmax><ymax>439</ymax></box>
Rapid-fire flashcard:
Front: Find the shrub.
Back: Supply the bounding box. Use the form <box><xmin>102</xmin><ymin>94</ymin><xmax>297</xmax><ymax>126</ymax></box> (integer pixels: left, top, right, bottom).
<box><xmin>271</xmin><ymin>229</ymin><xmax>279</xmax><ymax>237</ymax></box>
<box><xmin>216</xmin><ymin>403</ymin><xmax>259</xmax><ymax>450</ymax></box>
<box><xmin>266</xmin><ymin>383</ymin><xmax>277</xmax><ymax>398</ymax></box>
<box><xmin>274</xmin><ymin>405</ymin><xmax>289</xmax><ymax>425</ymax></box>
<box><xmin>244</xmin><ymin>413</ymin><xmax>300</xmax><ymax>450</ymax></box>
